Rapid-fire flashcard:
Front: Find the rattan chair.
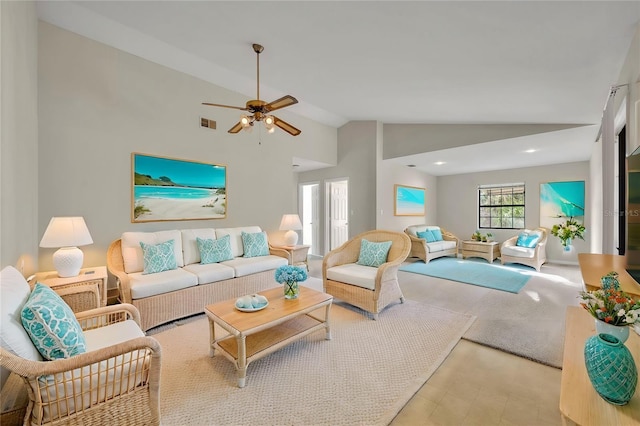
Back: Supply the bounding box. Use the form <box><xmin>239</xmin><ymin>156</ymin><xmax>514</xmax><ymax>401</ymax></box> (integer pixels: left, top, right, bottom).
<box><xmin>1</xmin><ymin>303</ymin><xmax>162</xmax><ymax>426</ymax></box>
<box><xmin>322</xmin><ymin>230</ymin><xmax>411</xmax><ymax>320</ymax></box>
<box><xmin>500</xmin><ymin>227</ymin><xmax>548</xmax><ymax>271</ymax></box>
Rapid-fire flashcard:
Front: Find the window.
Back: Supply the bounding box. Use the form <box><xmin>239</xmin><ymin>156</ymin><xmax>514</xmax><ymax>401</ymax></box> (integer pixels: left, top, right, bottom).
<box><xmin>478</xmin><ymin>183</ymin><xmax>525</xmax><ymax>229</ymax></box>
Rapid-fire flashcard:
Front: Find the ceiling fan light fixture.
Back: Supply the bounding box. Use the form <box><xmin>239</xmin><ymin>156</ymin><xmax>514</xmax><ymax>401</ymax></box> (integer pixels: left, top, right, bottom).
<box><xmin>240</xmin><ymin>115</ymin><xmax>251</xmax><ymax>127</ymax></box>
<box><xmin>264</xmin><ymin>115</ymin><xmax>274</xmax><ymax>126</ymax></box>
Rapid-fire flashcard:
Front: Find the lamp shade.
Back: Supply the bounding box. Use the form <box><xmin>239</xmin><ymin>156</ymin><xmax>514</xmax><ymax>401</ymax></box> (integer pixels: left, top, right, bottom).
<box><xmin>40</xmin><ymin>217</ymin><xmax>93</xmax><ymax>278</ymax></box>
<box><xmin>40</xmin><ymin>217</ymin><xmax>93</xmax><ymax>248</ymax></box>
<box><xmin>279</xmin><ymin>214</ymin><xmax>302</xmax><ymax>246</ymax></box>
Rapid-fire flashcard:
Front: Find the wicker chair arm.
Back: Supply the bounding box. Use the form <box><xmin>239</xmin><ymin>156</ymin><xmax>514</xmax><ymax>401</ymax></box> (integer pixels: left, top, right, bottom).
<box><xmin>268</xmin><ymin>246</ymin><xmax>291</xmax><ymax>263</ymax></box>
<box><xmin>501</xmin><ymin>235</ymin><xmax>518</xmax><ymax>249</ymax></box>
<box><xmin>0</xmin><ymin>336</ymin><xmax>161</xmax><ymax>378</ymax></box>
<box><xmin>440</xmin><ymin>228</ymin><xmax>459</xmax><ymax>246</ymax></box>
<box><xmin>322</xmin><ymin>242</ymin><xmax>360</xmax><ymax>271</ymax></box>
<box><xmin>107</xmin><ymin>239</ymin><xmax>133</xmax><ymax>304</ymax></box>
<box><xmin>74</xmin><ymin>303</ymin><xmax>141</xmax><ymax>330</ymax></box>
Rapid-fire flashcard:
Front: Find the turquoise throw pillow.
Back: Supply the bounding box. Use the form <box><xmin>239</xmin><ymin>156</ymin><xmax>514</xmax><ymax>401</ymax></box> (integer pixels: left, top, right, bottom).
<box><xmin>140</xmin><ymin>239</ymin><xmax>177</xmax><ymax>274</ymax></box>
<box><xmin>21</xmin><ymin>283</ymin><xmax>86</xmax><ymax>360</ymax></box>
<box><xmin>431</xmin><ymin>228</ymin><xmax>444</xmax><ymax>241</ymax></box>
<box><xmin>516</xmin><ymin>232</ymin><xmax>529</xmax><ymax>247</ymax></box>
<box><xmin>516</xmin><ymin>232</ymin><xmax>540</xmax><ymax>248</ymax></box>
<box><xmin>197</xmin><ymin>235</ymin><xmax>234</xmax><ymax>264</ymax></box>
<box><xmin>357</xmin><ymin>239</ymin><xmax>393</xmax><ymax>268</ymax></box>
<box><xmin>242</xmin><ymin>231</ymin><xmax>270</xmax><ymax>258</ymax></box>
<box><xmin>417</xmin><ymin>230</ymin><xmax>436</xmax><ymax>243</ymax></box>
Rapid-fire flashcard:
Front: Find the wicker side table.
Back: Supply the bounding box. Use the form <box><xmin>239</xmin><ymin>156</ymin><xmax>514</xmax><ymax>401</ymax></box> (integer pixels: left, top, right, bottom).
<box><xmin>33</xmin><ymin>266</ymin><xmax>108</xmax><ymax>312</ymax></box>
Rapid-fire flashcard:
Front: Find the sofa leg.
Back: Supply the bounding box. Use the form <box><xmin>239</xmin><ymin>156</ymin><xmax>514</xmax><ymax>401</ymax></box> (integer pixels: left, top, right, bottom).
<box><xmin>372</xmin><ymin>313</ymin><xmax>379</xmax><ymax>320</ymax></box>
<box><xmin>400</xmin><ymin>296</ymin><xmax>405</xmax><ymax>304</ymax></box>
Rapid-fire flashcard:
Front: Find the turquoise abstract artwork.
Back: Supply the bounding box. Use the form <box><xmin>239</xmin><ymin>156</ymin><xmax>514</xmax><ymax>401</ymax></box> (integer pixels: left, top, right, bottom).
<box><xmin>539</xmin><ymin>180</ymin><xmax>585</xmax><ymax>229</ymax></box>
<box><xmin>132</xmin><ymin>153</ymin><xmax>227</xmax><ymax>222</ymax></box>
<box><xmin>394</xmin><ymin>185</ymin><xmax>425</xmax><ymax>216</ymax></box>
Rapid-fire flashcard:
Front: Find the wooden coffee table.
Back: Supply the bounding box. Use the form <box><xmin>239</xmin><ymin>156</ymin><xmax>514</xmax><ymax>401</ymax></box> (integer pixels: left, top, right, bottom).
<box><xmin>205</xmin><ymin>286</ymin><xmax>333</xmax><ymax>387</ymax></box>
<box><xmin>461</xmin><ymin>240</ymin><xmax>500</xmax><ymax>263</ymax></box>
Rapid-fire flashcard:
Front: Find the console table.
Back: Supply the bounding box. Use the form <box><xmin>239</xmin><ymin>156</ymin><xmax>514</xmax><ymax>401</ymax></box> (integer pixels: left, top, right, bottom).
<box><xmin>559</xmin><ymin>306</ymin><xmax>640</xmax><ymax>425</ymax></box>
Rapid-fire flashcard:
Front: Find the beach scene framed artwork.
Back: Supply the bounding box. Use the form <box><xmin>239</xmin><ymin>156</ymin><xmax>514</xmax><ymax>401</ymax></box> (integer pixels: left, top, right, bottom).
<box><xmin>394</xmin><ymin>184</ymin><xmax>425</xmax><ymax>216</ymax></box>
<box><xmin>539</xmin><ymin>180</ymin><xmax>585</xmax><ymax>229</ymax></box>
<box><xmin>131</xmin><ymin>153</ymin><xmax>227</xmax><ymax>222</ymax></box>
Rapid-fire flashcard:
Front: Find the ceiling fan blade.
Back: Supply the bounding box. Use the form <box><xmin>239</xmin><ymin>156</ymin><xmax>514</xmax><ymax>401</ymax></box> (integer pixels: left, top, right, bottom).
<box><xmin>273</xmin><ymin>116</ymin><xmax>301</xmax><ymax>136</ymax></box>
<box><xmin>228</xmin><ymin>122</ymin><xmax>243</xmax><ymax>134</ymax></box>
<box><xmin>202</xmin><ymin>102</ymin><xmax>248</xmax><ymax>111</ymax></box>
<box><xmin>265</xmin><ymin>95</ymin><xmax>298</xmax><ymax>112</ymax></box>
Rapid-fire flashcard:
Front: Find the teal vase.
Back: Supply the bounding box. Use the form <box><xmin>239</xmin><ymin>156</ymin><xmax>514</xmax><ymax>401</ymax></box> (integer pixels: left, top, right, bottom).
<box><xmin>584</xmin><ymin>333</ymin><xmax>638</xmax><ymax>405</ymax></box>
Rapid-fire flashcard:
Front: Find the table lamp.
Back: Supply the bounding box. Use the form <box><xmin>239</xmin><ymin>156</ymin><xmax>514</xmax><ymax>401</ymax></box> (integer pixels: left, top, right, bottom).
<box><xmin>279</xmin><ymin>214</ymin><xmax>302</xmax><ymax>246</ymax></box>
<box><xmin>39</xmin><ymin>217</ymin><xmax>93</xmax><ymax>277</ymax></box>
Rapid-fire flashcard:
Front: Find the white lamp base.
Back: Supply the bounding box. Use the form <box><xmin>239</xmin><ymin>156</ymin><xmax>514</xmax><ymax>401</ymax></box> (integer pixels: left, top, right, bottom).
<box><xmin>283</xmin><ymin>230</ymin><xmax>299</xmax><ymax>247</ymax></box>
<box><xmin>52</xmin><ymin>247</ymin><xmax>83</xmax><ymax>277</ymax></box>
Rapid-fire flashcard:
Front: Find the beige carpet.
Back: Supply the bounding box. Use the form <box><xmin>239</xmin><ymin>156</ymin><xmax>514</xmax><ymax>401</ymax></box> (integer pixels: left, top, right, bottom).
<box><xmin>150</xmin><ymin>287</ymin><xmax>475</xmax><ymax>426</ymax></box>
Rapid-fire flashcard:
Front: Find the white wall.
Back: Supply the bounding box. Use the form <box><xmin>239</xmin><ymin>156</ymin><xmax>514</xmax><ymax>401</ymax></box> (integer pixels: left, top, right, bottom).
<box><xmin>37</xmin><ymin>22</ymin><xmax>337</xmax><ymax>272</ymax></box>
<box><xmin>1</xmin><ymin>1</ymin><xmax>39</xmax><ymax>275</ymax></box>
<box><xmin>437</xmin><ymin>161</ymin><xmax>590</xmax><ymax>264</ymax></box>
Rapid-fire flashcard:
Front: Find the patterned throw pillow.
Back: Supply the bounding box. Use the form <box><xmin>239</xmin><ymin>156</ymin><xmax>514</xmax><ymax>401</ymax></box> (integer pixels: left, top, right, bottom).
<box><xmin>417</xmin><ymin>230</ymin><xmax>436</xmax><ymax>243</ymax></box>
<box><xmin>21</xmin><ymin>283</ymin><xmax>86</xmax><ymax>360</ymax></box>
<box><xmin>431</xmin><ymin>228</ymin><xmax>444</xmax><ymax>241</ymax></box>
<box><xmin>197</xmin><ymin>235</ymin><xmax>234</xmax><ymax>264</ymax></box>
<box><xmin>241</xmin><ymin>231</ymin><xmax>270</xmax><ymax>258</ymax></box>
<box><xmin>356</xmin><ymin>239</ymin><xmax>393</xmax><ymax>268</ymax></box>
<box><xmin>516</xmin><ymin>231</ymin><xmax>540</xmax><ymax>248</ymax></box>
<box><xmin>140</xmin><ymin>239</ymin><xmax>178</xmax><ymax>274</ymax></box>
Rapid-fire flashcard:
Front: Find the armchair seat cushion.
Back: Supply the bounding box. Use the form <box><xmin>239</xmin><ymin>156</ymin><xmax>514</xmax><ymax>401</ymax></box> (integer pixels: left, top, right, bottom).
<box><xmin>426</xmin><ymin>240</ymin><xmax>457</xmax><ymax>253</ymax></box>
<box><xmin>221</xmin><ymin>255</ymin><xmax>288</xmax><ymax>277</ymax></box>
<box><xmin>83</xmin><ymin>320</ymin><xmax>144</xmax><ymax>352</ymax></box>
<box><xmin>129</xmin><ymin>268</ymin><xmax>198</xmax><ymax>299</ymax></box>
<box><xmin>326</xmin><ymin>264</ymin><xmax>377</xmax><ymax>291</ymax></box>
<box><xmin>501</xmin><ymin>244</ymin><xmax>535</xmax><ymax>259</ymax></box>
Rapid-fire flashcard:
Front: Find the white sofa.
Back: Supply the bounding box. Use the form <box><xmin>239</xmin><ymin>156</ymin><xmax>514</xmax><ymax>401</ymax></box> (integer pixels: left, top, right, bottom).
<box><xmin>403</xmin><ymin>225</ymin><xmax>459</xmax><ymax>263</ymax></box>
<box><xmin>107</xmin><ymin>226</ymin><xmax>289</xmax><ymax>331</ymax></box>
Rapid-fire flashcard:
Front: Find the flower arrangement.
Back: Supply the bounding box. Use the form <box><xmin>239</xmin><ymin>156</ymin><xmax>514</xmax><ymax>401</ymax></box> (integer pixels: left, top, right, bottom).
<box><xmin>579</xmin><ymin>288</ymin><xmax>640</xmax><ymax>326</ymax></box>
<box><xmin>275</xmin><ymin>265</ymin><xmax>308</xmax><ymax>299</ymax></box>
<box><xmin>550</xmin><ymin>217</ymin><xmax>585</xmax><ymax>247</ymax></box>
<box><xmin>275</xmin><ymin>265</ymin><xmax>308</xmax><ymax>284</ymax></box>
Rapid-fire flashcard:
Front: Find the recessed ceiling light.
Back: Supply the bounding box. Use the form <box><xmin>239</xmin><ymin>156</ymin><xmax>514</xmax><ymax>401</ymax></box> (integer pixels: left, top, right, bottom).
<box><xmin>525</xmin><ymin>149</ymin><xmax>536</xmax><ymax>153</ymax></box>
<box><xmin>293</xmin><ymin>164</ymin><xmax>300</xmax><ymax>167</ymax></box>
<box><xmin>434</xmin><ymin>161</ymin><xmax>446</xmax><ymax>165</ymax></box>
<box><xmin>407</xmin><ymin>164</ymin><xmax>416</xmax><ymax>168</ymax></box>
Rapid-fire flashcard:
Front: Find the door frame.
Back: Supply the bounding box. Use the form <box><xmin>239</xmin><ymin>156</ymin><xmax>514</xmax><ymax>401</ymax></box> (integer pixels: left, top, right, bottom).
<box><xmin>298</xmin><ymin>181</ymin><xmax>320</xmax><ymax>256</ymax></box>
<box><xmin>325</xmin><ymin>177</ymin><xmax>349</xmax><ymax>254</ymax></box>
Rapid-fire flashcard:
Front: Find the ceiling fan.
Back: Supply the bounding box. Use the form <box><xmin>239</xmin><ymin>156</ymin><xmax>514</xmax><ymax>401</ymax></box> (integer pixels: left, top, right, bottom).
<box><xmin>203</xmin><ymin>43</ymin><xmax>301</xmax><ymax>136</ymax></box>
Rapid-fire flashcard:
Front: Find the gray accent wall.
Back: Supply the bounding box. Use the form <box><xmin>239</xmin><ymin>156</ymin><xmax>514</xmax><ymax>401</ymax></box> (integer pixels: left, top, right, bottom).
<box><xmin>1</xmin><ymin>1</ymin><xmax>39</xmax><ymax>276</ymax></box>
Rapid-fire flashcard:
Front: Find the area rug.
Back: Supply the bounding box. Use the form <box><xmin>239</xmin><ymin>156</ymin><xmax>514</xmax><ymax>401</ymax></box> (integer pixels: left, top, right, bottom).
<box><xmin>399</xmin><ymin>257</ymin><xmax>532</xmax><ymax>293</ymax></box>
<box><xmin>150</xmin><ymin>298</ymin><xmax>475</xmax><ymax>425</ymax></box>
<box><xmin>398</xmin><ymin>265</ymin><xmax>583</xmax><ymax>368</ymax></box>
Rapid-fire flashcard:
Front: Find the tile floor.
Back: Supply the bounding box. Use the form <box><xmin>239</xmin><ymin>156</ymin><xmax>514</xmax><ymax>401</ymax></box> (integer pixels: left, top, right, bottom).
<box><xmin>308</xmin><ymin>257</ymin><xmax>581</xmax><ymax>426</ymax></box>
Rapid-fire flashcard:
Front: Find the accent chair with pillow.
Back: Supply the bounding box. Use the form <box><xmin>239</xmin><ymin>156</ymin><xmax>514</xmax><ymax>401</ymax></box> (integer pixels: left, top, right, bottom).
<box><xmin>0</xmin><ymin>265</ymin><xmax>161</xmax><ymax>426</ymax></box>
<box><xmin>500</xmin><ymin>227</ymin><xmax>548</xmax><ymax>271</ymax></box>
<box><xmin>322</xmin><ymin>230</ymin><xmax>411</xmax><ymax>320</ymax></box>
<box><xmin>403</xmin><ymin>225</ymin><xmax>459</xmax><ymax>263</ymax></box>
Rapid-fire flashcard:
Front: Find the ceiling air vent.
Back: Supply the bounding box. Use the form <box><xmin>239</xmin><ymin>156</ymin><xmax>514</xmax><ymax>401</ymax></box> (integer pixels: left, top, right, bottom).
<box><xmin>200</xmin><ymin>117</ymin><xmax>217</xmax><ymax>130</ymax></box>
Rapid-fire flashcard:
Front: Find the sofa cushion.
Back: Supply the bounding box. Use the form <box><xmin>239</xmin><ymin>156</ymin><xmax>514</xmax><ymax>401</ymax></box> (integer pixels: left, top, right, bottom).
<box><xmin>356</xmin><ymin>239</ymin><xmax>392</xmax><ymax>267</ymax></box>
<box><xmin>121</xmin><ymin>230</ymin><xmax>184</xmax><ymax>273</ymax></box>
<box><xmin>241</xmin><ymin>231</ymin><xmax>270</xmax><ymax>258</ymax></box>
<box><xmin>197</xmin><ymin>235</ymin><xmax>234</xmax><ymax>264</ymax></box>
<box><xmin>183</xmin><ymin>262</ymin><xmax>236</xmax><ymax>284</ymax></box>
<box><xmin>417</xmin><ymin>230</ymin><xmax>436</xmax><ymax>243</ymax></box>
<box><xmin>326</xmin><ymin>264</ymin><xmax>378</xmax><ymax>290</ymax></box>
<box><xmin>0</xmin><ymin>266</ymin><xmax>43</xmax><ymax>361</ymax></box>
<box><xmin>405</xmin><ymin>225</ymin><xmax>441</xmax><ymax>238</ymax></box>
<box><xmin>426</xmin><ymin>240</ymin><xmax>457</xmax><ymax>253</ymax></box>
<box><xmin>181</xmin><ymin>228</ymin><xmax>216</xmax><ymax>265</ymax></box>
<box><xmin>501</xmin><ymin>244</ymin><xmax>535</xmax><ymax>259</ymax></box>
<box><xmin>140</xmin><ymin>240</ymin><xmax>178</xmax><ymax>274</ymax></box>
<box><xmin>128</xmin><ymin>268</ymin><xmax>198</xmax><ymax>299</ymax></box>
<box><xmin>215</xmin><ymin>226</ymin><xmax>262</xmax><ymax>257</ymax></box>
<box><xmin>221</xmin><ymin>255</ymin><xmax>288</xmax><ymax>277</ymax></box>
<box><xmin>21</xmin><ymin>283</ymin><xmax>86</xmax><ymax>360</ymax></box>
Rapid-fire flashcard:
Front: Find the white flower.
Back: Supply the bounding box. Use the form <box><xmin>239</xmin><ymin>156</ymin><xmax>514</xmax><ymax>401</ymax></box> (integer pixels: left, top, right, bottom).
<box><xmin>617</xmin><ymin>309</ymin><xmax>627</xmax><ymax>317</ymax></box>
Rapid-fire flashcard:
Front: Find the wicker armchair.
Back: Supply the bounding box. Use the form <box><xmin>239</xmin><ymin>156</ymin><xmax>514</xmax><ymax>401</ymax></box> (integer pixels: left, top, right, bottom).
<box><xmin>322</xmin><ymin>230</ymin><xmax>411</xmax><ymax>320</ymax></box>
<box><xmin>500</xmin><ymin>227</ymin><xmax>548</xmax><ymax>271</ymax></box>
<box><xmin>403</xmin><ymin>225</ymin><xmax>459</xmax><ymax>263</ymax></box>
<box><xmin>1</xmin><ymin>266</ymin><xmax>161</xmax><ymax>426</ymax></box>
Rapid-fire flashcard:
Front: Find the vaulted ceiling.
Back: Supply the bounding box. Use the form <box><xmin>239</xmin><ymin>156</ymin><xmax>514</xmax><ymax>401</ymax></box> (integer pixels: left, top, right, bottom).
<box><xmin>37</xmin><ymin>1</ymin><xmax>640</xmax><ymax>175</ymax></box>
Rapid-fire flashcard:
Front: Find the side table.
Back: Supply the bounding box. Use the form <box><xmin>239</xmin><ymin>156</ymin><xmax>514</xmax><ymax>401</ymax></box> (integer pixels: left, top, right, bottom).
<box><xmin>270</xmin><ymin>245</ymin><xmax>310</xmax><ymax>268</ymax></box>
<box><xmin>461</xmin><ymin>240</ymin><xmax>500</xmax><ymax>263</ymax></box>
<box><xmin>33</xmin><ymin>266</ymin><xmax>108</xmax><ymax>312</ymax></box>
